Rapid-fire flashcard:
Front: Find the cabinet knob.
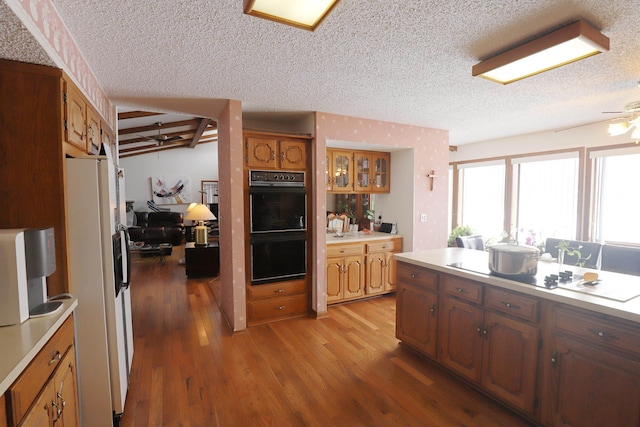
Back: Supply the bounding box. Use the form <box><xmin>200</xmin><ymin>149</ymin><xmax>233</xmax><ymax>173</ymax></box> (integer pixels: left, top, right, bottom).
<box><xmin>456</xmin><ymin>287</ymin><xmax>466</xmax><ymax>294</ymax></box>
<box><xmin>277</xmin><ymin>305</ymin><xmax>285</xmax><ymax>310</ymax></box>
<box><xmin>275</xmin><ymin>289</ymin><xmax>284</xmax><ymax>293</ymax></box>
<box><xmin>410</xmin><ymin>273</ymin><xmax>416</xmax><ymax>279</ymax></box>
<box><xmin>589</xmin><ymin>328</ymin><xmax>619</xmax><ymax>340</ymax></box>
<box><xmin>429</xmin><ymin>304</ymin><xmax>436</xmax><ymax>316</ymax></box>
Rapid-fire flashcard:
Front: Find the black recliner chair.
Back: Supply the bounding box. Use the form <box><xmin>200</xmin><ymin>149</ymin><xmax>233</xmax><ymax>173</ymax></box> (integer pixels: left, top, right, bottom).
<box><xmin>455</xmin><ymin>235</ymin><xmax>485</xmax><ymax>251</ymax></box>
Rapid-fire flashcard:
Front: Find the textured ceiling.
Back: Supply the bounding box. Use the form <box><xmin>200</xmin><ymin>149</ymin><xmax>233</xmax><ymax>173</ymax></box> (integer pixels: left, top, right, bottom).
<box><xmin>4</xmin><ymin>1</ymin><xmax>640</xmax><ymax>145</ymax></box>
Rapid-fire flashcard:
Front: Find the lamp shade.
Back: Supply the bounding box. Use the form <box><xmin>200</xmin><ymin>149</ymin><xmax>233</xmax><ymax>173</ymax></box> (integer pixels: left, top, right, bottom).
<box><xmin>185</xmin><ymin>203</ymin><xmax>216</xmax><ymax>221</ymax></box>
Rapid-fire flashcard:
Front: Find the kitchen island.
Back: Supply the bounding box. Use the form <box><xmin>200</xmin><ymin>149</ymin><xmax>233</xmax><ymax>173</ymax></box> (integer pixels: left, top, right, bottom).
<box><xmin>394</xmin><ymin>248</ymin><xmax>640</xmax><ymax>427</ymax></box>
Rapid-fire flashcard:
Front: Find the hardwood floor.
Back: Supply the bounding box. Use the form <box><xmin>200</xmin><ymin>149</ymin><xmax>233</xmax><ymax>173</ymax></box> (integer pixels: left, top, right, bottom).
<box><xmin>121</xmin><ymin>246</ymin><xmax>534</xmax><ymax>427</ymax></box>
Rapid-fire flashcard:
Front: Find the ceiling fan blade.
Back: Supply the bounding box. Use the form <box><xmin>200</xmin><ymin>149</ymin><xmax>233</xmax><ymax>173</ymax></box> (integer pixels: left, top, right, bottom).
<box><xmin>165</xmin><ymin>136</ymin><xmax>183</xmax><ymax>142</ymax></box>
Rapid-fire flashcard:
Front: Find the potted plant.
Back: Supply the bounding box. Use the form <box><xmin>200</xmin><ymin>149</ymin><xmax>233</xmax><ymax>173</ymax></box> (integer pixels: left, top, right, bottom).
<box><xmin>555</xmin><ymin>240</ymin><xmax>591</xmax><ymax>267</ymax></box>
<box><xmin>448</xmin><ymin>225</ymin><xmax>474</xmax><ymax>247</ymax></box>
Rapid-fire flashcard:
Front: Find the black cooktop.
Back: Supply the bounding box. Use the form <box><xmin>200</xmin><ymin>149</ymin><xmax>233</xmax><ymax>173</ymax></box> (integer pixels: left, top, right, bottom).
<box><xmin>447</xmin><ymin>261</ymin><xmax>566</xmax><ymax>289</ymax></box>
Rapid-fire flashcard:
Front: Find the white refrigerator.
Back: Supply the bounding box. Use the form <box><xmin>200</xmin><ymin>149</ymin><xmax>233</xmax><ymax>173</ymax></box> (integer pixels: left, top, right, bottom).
<box><xmin>65</xmin><ymin>155</ymin><xmax>134</xmax><ymax>426</ymax></box>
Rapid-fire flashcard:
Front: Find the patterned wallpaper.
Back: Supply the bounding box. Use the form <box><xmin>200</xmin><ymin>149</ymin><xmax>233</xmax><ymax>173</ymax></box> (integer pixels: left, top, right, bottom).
<box><xmin>312</xmin><ymin>112</ymin><xmax>450</xmax><ymax>314</ymax></box>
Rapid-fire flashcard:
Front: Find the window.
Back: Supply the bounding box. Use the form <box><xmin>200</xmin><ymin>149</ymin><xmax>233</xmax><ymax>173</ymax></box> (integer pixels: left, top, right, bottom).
<box><xmin>512</xmin><ymin>152</ymin><xmax>579</xmax><ymax>245</ymax></box>
<box><xmin>591</xmin><ymin>147</ymin><xmax>640</xmax><ymax>244</ymax></box>
<box><xmin>458</xmin><ymin>160</ymin><xmax>505</xmax><ymax>240</ymax></box>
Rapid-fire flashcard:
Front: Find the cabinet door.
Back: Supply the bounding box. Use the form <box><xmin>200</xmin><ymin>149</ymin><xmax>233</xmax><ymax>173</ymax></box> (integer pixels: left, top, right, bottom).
<box><xmin>396</xmin><ymin>284</ymin><xmax>438</xmax><ymax>358</ymax></box>
<box><xmin>354</xmin><ymin>152</ymin><xmax>372</xmax><ymax>192</ymax></box>
<box><xmin>326</xmin><ymin>256</ymin><xmax>344</xmax><ymax>303</ymax></box>
<box><xmin>86</xmin><ymin>107</ymin><xmax>101</xmax><ymax>155</ymax></box>
<box><xmin>439</xmin><ymin>296</ymin><xmax>484</xmax><ymax>382</ymax></box>
<box><xmin>52</xmin><ymin>347</ymin><xmax>79</xmax><ymax>427</ymax></box>
<box><xmin>18</xmin><ymin>381</ymin><xmax>54</xmax><ymax>427</ymax></box>
<box><xmin>65</xmin><ymin>83</ymin><xmax>87</xmax><ymax>152</ymax></box>
<box><xmin>343</xmin><ymin>255</ymin><xmax>364</xmax><ymax>299</ymax></box>
<box><xmin>548</xmin><ymin>335</ymin><xmax>640</xmax><ymax>427</ymax></box>
<box><xmin>325</xmin><ymin>150</ymin><xmax>333</xmax><ymax>191</ymax></box>
<box><xmin>101</xmin><ymin>121</ymin><xmax>113</xmax><ymax>151</ymax></box>
<box><xmin>372</xmin><ymin>152</ymin><xmax>390</xmax><ymax>193</ymax></box>
<box><xmin>384</xmin><ymin>251</ymin><xmax>399</xmax><ymax>292</ymax></box>
<box><xmin>246</xmin><ymin>137</ymin><xmax>277</xmax><ymax>169</ymax></box>
<box><xmin>279</xmin><ymin>140</ymin><xmax>306</xmax><ymax>170</ymax></box>
<box><xmin>481</xmin><ymin>312</ymin><xmax>539</xmax><ymax>414</ymax></box>
<box><xmin>366</xmin><ymin>253</ymin><xmax>385</xmax><ymax>295</ymax></box>
<box><xmin>331</xmin><ymin>151</ymin><xmax>353</xmax><ymax>192</ymax></box>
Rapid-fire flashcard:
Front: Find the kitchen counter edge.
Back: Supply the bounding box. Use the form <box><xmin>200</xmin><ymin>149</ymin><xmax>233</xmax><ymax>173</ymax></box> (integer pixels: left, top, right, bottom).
<box><xmin>326</xmin><ymin>232</ymin><xmax>402</xmax><ymax>244</ymax></box>
<box><xmin>0</xmin><ymin>298</ymin><xmax>78</xmax><ymax>395</ymax></box>
<box><xmin>394</xmin><ymin>248</ymin><xmax>640</xmax><ymax>324</ymax></box>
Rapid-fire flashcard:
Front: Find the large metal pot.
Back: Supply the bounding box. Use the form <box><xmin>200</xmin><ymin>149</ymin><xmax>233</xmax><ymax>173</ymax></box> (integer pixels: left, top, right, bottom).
<box><xmin>488</xmin><ymin>243</ymin><xmax>540</xmax><ymax>277</ymax></box>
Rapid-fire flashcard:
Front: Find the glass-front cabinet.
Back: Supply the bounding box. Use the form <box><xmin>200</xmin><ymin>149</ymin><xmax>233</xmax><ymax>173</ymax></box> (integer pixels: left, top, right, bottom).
<box><xmin>372</xmin><ymin>152</ymin><xmax>390</xmax><ymax>192</ymax></box>
<box><xmin>354</xmin><ymin>152</ymin><xmax>372</xmax><ymax>192</ymax></box>
<box><xmin>327</xmin><ymin>150</ymin><xmax>353</xmax><ymax>192</ymax></box>
<box><xmin>326</xmin><ymin>149</ymin><xmax>390</xmax><ymax>194</ymax></box>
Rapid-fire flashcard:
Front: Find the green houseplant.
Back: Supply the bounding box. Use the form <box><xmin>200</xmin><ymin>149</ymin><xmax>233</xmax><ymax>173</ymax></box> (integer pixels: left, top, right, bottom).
<box><xmin>448</xmin><ymin>225</ymin><xmax>474</xmax><ymax>247</ymax></box>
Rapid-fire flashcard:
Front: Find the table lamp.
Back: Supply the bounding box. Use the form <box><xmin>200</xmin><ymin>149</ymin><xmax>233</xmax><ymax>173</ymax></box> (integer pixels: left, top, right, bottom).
<box><xmin>185</xmin><ymin>203</ymin><xmax>216</xmax><ymax>246</ymax></box>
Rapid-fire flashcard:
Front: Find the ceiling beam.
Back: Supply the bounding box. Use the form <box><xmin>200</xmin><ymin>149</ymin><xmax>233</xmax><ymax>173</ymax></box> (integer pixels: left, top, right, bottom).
<box><xmin>117</xmin><ymin>111</ymin><xmax>164</xmax><ymax>120</ymax></box>
<box><xmin>118</xmin><ymin>119</ymin><xmax>200</xmax><ymax>135</ymax></box>
<box><xmin>188</xmin><ymin>118</ymin><xmax>213</xmax><ymax>148</ymax></box>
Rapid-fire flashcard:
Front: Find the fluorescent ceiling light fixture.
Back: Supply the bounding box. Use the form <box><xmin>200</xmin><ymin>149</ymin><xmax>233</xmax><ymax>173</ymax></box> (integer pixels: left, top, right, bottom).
<box><xmin>472</xmin><ymin>21</ymin><xmax>609</xmax><ymax>84</ymax></box>
<box><xmin>243</xmin><ymin>0</ymin><xmax>340</xmax><ymax>31</ymax></box>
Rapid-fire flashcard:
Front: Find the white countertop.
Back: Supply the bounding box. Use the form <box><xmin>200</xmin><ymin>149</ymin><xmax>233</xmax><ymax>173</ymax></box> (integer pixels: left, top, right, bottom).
<box><xmin>326</xmin><ymin>231</ymin><xmax>402</xmax><ymax>244</ymax></box>
<box><xmin>394</xmin><ymin>248</ymin><xmax>640</xmax><ymax>324</ymax></box>
<box><xmin>0</xmin><ymin>298</ymin><xmax>77</xmax><ymax>395</ymax></box>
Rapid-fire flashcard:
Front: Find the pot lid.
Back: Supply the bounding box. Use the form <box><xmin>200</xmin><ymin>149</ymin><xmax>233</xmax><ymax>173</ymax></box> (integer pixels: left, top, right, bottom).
<box><xmin>488</xmin><ymin>243</ymin><xmax>540</xmax><ymax>254</ymax></box>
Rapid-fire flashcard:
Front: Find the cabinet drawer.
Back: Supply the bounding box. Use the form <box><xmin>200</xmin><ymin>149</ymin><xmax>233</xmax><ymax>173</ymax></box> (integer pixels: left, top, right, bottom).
<box><xmin>442</xmin><ymin>275</ymin><xmax>483</xmax><ymax>304</ymax></box>
<box><xmin>486</xmin><ymin>287</ymin><xmax>539</xmax><ymax>323</ymax></box>
<box><xmin>366</xmin><ymin>238</ymin><xmax>402</xmax><ymax>253</ymax></box>
<box><xmin>8</xmin><ymin>316</ymin><xmax>74</xmax><ymax>424</ymax></box>
<box><xmin>327</xmin><ymin>243</ymin><xmax>364</xmax><ymax>257</ymax></box>
<box><xmin>397</xmin><ymin>263</ymin><xmax>438</xmax><ymax>292</ymax></box>
<box><xmin>248</xmin><ymin>279</ymin><xmax>307</xmax><ymax>300</ymax></box>
<box><xmin>248</xmin><ymin>294</ymin><xmax>308</xmax><ymax>323</ymax></box>
<box><xmin>553</xmin><ymin>306</ymin><xmax>640</xmax><ymax>356</ymax></box>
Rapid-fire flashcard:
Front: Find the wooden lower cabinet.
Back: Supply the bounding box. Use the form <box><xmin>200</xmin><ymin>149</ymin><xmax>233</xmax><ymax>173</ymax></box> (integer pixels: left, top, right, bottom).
<box><xmin>326</xmin><ymin>253</ymin><xmax>365</xmax><ymax>303</ymax></box>
<box><xmin>481</xmin><ymin>311</ymin><xmax>539</xmax><ymax>414</ymax></box>
<box><xmin>328</xmin><ymin>237</ymin><xmax>402</xmax><ymax>304</ymax></box>
<box><xmin>395</xmin><ymin>263</ymin><xmax>439</xmax><ymax>358</ymax></box>
<box><xmin>6</xmin><ymin>316</ymin><xmax>78</xmax><ymax>427</ymax></box>
<box><xmin>247</xmin><ymin>279</ymin><xmax>308</xmax><ymax>325</ymax></box>
<box><xmin>438</xmin><ymin>275</ymin><xmax>539</xmax><ymax>415</ymax></box>
<box><xmin>544</xmin><ymin>305</ymin><xmax>640</xmax><ymax>426</ymax></box>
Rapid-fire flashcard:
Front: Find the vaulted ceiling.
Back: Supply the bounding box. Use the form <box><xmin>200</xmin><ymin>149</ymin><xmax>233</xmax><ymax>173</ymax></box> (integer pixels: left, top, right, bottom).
<box><xmin>117</xmin><ymin>111</ymin><xmax>218</xmax><ymax>158</ymax></box>
<box><xmin>2</xmin><ymin>1</ymin><xmax>640</xmax><ymax>148</ymax></box>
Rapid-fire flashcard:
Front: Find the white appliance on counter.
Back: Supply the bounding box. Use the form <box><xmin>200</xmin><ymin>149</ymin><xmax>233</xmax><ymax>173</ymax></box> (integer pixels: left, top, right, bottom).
<box><xmin>65</xmin><ymin>153</ymin><xmax>133</xmax><ymax>426</ymax></box>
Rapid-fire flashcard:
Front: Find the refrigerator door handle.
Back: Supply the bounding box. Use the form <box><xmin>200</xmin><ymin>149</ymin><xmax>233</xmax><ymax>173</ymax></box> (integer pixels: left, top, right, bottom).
<box><xmin>119</xmin><ymin>224</ymin><xmax>132</xmax><ymax>289</ymax></box>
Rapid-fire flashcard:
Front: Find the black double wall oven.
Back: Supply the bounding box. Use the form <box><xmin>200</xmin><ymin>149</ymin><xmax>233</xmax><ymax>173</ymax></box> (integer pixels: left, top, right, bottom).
<box><xmin>249</xmin><ymin>170</ymin><xmax>307</xmax><ymax>285</ymax></box>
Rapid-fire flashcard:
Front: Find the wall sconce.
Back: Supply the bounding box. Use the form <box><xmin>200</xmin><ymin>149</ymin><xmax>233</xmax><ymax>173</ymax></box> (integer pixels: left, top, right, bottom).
<box><xmin>472</xmin><ymin>20</ymin><xmax>609</xmax><ymax>84</ymax></box>
<box><xmin>243</xmin><ymin>0</ymin><xmax>340</xmax><ymax>31</ymax></box>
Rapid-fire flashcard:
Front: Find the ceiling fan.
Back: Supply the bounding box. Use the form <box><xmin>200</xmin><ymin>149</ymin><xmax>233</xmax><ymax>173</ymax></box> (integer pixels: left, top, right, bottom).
<box><xmin>141</xmin><ymin>122</ymin><xmax>184</xmax><ymax>146</ymax></box>
<box><xmin>605</xmin><ymin>101</ymin><xmax>640</xmax><ymax>139</ymax></box>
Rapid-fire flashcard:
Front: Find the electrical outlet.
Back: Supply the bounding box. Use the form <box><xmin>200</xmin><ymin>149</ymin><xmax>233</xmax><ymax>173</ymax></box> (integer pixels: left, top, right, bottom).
<box><xmin>420</xmin><ymin>213</ymin><xmax>427</xmax><ymax>222</ymax></box>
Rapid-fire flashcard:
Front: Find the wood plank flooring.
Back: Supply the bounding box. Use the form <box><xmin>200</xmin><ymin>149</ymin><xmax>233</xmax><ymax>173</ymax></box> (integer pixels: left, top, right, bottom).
<box><xmin>121</xmin><ymin>246</ymin><xmax>534</xmax><ymax>427</ymax></box>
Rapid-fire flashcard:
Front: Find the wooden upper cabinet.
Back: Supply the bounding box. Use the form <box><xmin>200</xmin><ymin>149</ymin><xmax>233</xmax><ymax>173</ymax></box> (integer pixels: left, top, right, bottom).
<box><xmin>64</xmin><ymin>83</ymin><xmax>87</xmax><ymax>152</ymax></box>
<box><xmin>101</xmin><ymin>121</ymin><xmax>114</xmax><ymax>150</ymax></box>
<box><xmin>354</xmin><ymin>151</ymin><xmax>373</xmax><ymax>192</ymax></box>
<box><xmin>329</xmin><ymin>150</ymin><xmax>354</xmax><ymax>192</ymax></box>
<box><xmin>372</xmin><ymin>152</ymin><xmax>390</xmax><ymax>192</ymax></box>
<box><xmin>279</xmin><ymin>140</ymin><xmax>306</xmax><ymax>170</ymax></box>
<box><xmin>245</xmin><ymin>136</ymin><xmax>308</xmax><ymax>170</ymax></box>
<box><xmin>86</xmin><ymin>107</ymin><xmax>101</xmax><ymax>155</ymax></box>
<box><xmin>246</xmin><ymin>137</ymin><xmax>277</xmax><ymax>169</ymax></box>
<box><xmin>327</xmin><ymin>150</ymin><xmax>390</xmax><ymax>193</ymax></box>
